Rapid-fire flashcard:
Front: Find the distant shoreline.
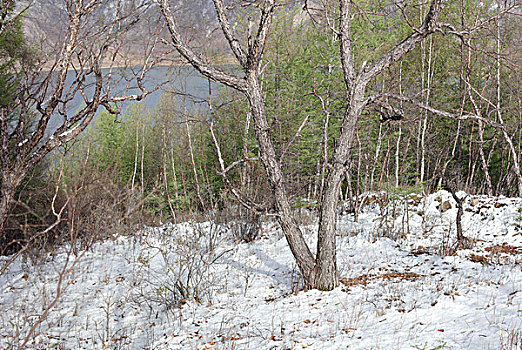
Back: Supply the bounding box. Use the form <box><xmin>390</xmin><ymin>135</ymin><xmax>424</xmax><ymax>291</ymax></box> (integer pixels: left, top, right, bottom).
<box><xmin>41</xmin><ymin>54</ymin><xmax>237</xmax><ymax>71</ymax></box>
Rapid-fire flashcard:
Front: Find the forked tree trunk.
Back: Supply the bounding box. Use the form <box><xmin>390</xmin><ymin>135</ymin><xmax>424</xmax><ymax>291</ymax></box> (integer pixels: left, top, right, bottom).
<box><xmin>245</xmin><ymin>75</ymin><xmax>316</xmax><ymax>284</ymax></box>
<box><xmin>159</xmin><ymin>0</ymin><xmax>444</xmax><ymax>291</ymax></box>
<box><xmin>312</xmin><ymin>0</ymin><xmax>444</xmax><ymax>290</ymax></box>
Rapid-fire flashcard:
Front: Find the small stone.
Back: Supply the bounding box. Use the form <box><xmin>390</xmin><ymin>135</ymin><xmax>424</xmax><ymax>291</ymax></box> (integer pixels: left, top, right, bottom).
<box><xmin>441</xmin><ymin>201</ymin><xmax>452</xmax><ymax>212</ymax></box>
<box><xmin>471</xmin><ymin>198</ymin><xmax>479</xmax><ymax>206</ymax></box>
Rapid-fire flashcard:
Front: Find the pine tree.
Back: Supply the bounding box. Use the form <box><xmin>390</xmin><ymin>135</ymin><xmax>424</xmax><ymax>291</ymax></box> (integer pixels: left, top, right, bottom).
<box><xmin>0</xmin><ymin>0</ymin><xmax>32</xmax><ymax>108</ymax></box>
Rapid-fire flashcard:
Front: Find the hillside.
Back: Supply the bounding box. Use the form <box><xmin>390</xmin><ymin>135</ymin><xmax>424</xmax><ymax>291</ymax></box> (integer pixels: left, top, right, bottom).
<box><xmin>22</xmin><ymin>0</ymin><xmax>225</xmax><ymax>66</ymax></box>
<box><xmin>1</xmin><ymin>191</ymin><xmax>521</xmax><ymax>349</ymax></box>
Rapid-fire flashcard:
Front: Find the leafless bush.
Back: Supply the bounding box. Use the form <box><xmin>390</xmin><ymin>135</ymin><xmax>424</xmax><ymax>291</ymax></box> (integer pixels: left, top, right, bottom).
<box><xmin>215</xmin><ymin>204</ymin><xmax>261</xmax><ymax>243</ymax></box>
<box><xmin>233</xmin><ymin>212</ymin><xmax>261</xmax><ymax>243</ymax></box>
<box><xmin>366</xmin><ymin>192</ymin><xmax>409</xmax><ymax>241</ymax></box>
<box><xmin>230</xmin><ymin>208</ymin><xmax>261</xmax><ymax>243</ymax></box>
<box><xmin>0</xmin><ymin>163</ymin><xmax>63</xmax><ymax>257</ymax></box>
<box><xmin>499</xmin><ymin>326</ymin><xmax>522</xmax><ymax>350</ymax></box>
<box><xmin>62</xmin><ymin>168</ymin><xmax>152</xmax><ymax>252</ymax></box>
<box><xmin>0</xmin><ymin>153</ymin><xmax>154</xmax><ymax>277</ymax></box>
<box><xmin>135</xmin><ymin>223</ymin><xmax>225</xmax><ymax>311</ymax></box>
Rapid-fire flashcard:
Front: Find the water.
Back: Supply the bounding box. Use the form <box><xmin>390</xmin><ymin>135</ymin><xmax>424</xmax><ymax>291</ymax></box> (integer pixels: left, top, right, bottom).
<box><xmin>48</xmin><ymin>65</ymin><xmax>219</xmax><ymax>133</ymax></box>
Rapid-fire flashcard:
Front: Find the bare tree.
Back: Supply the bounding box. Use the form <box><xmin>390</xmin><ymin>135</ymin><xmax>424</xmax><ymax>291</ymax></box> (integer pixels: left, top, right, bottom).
<box><xmin>157</xmin><ymin>0</ymin><xmax>444</xmax><ymax>290</ymax></box>
<box><xmin>0</xmin><ymin>0</ymin><xmax>162</xmax><ymax>239</ymax></box>
<box><xmin>314</xmin><ymin>0</ymin><xmax>444</xmax><ymax>289</ymax></box>
<box><xmin>380</xmin><ymin>1</ymin><xmax>521</xmax><ymax>195</ymax></box>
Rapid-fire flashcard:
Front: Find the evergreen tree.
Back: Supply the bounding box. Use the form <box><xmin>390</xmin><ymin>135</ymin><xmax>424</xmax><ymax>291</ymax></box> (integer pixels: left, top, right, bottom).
<box><xmin>0</xmin><ymin>0</ymin><xmax>32</xmax><ymax>108</ymax></box>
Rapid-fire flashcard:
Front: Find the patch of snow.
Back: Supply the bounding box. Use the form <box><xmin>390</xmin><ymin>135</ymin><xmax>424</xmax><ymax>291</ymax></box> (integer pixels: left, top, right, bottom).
<box><xmin>17</xmin><ymin>139</ymin><xmax>29</xmax><ymax>147</ymax></box>
<box><xmin>1</xmin><ymin>191</ymin><xmax>521</xmax><ymax>349</ymax></box>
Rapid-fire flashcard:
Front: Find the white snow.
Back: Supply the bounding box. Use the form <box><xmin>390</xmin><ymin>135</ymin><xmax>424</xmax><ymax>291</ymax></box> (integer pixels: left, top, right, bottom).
<box><xmin>1</xmin><ymin>191</ymin><xmax>521</xmax><ymax>349</ymax></box>
<box><xmin>57</xmin><ymin>123</ymin><xmax>81</xmax><ymax>139</ymax></box>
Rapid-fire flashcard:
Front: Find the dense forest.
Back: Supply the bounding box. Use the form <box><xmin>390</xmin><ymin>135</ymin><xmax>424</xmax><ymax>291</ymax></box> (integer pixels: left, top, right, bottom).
<box><xmin>0</xmin><ymin>0</ymin><xmax>521</xmax><ymax>283</ymax></box>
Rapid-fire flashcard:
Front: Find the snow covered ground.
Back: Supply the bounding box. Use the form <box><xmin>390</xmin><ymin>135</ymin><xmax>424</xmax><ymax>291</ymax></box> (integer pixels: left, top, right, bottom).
<box><xmin>1</xmin><ymin>191</ymin><xmax>521</xmax><ymax>349</ymax></box>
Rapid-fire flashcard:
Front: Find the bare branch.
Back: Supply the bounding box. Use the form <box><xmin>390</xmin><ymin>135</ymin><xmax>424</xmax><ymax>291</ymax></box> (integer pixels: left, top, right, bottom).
<box><xmin>212</xmin><ymin>0</ymin><xmax>248</xmax><ymax>67</ymax></box>
<box><xmin>219</xmin><ymin>156</ymin><xmax>261</xmax><ymax>176</ymax></box>
<box><xmin>339</xmin><ymin>0</ymin><xmax>356</xmax><ymax>89</ymax></box>
<box><xmin>209</xmin><ymin>119</ymin><xmax>266</xmax><ymax>214</ymax></box>
<box><xmin>358</xmin><ymin>0</ymin><xmax>444</xmax><ymax>85</ymax></box>
<box><xmin>380</xmin><ymin>93</ymin><xmax>506</xmax><ymax>130</ymax></box>
<box><xmin>0</xmin><ymin>0</ymin><xmax>164</xmax><ymax>238</ymax></box>
<box><xmin>279</xmin><ymin>115</ymin><xmax>310</xmax><ymax>163</ymax></box>
<box><xmin>247</xmin><ymin>1</ymin><xmax>277</xmax><ymax>70</ymax></box>
<box><xmin>157</xmin><ymin>0</ymin><xmax>247</xmax><ymax>91</ymax></box>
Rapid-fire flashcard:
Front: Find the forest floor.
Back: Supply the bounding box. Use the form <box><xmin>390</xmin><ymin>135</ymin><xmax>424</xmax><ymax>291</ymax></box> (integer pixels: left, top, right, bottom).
<box><xmin>1</xmin><ymin>190</ymin><xmax>521</xmax><ymax>349</ymax></box>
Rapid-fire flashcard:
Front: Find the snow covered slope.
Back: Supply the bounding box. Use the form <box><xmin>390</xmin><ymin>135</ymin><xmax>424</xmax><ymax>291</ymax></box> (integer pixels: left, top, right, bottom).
<box><xmin>1</xmin><ymin>191</ymin><xmax>521</xmax><ymax>349</ymax></box>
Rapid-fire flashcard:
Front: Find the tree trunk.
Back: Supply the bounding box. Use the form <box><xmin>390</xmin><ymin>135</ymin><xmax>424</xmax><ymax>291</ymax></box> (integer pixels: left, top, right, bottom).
<box><xmin>395</xmin><ymin>62</ymin><xmax>403</xmax><ymax>188</ymax></box>
<box><xmin>0</xmin><ymin>189</ymin><xmax>13</xmax><ymax>238</ymax></box>
<box><xmin>420</xmin><ymin>36</ymin><xmax>433</xmax><ymax>185</ymax></box>
<box><xmin>314</xmin><ymin>89</ymin><xmax>366</xmax><ymax>290</ymax></box>
<box><xmin>442</xmin><ymin>176</ymin><xmax>467</xmax><ymax>245</ymax></box>
<box><xmin>370</xmin><ymin>123</ymin><xmax>383</xmax><ymax>191</ymax></box>
<box><xmin>245</xmin><ymin>75</ymin><xmax>316</xmax><ymax>285</ymax></box>
<box><xmin>0</xmin><ymin>168</ymin><xmax>25</xmax><ymax>240</ymax></box>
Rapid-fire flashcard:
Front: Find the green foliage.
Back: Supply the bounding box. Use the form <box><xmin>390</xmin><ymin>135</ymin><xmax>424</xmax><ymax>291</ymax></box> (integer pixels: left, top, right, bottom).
<box><xmin>41</xmin><ymin>0</ymin><xmax>522</xmax><ymax>230</ymax></box>
<box><xmin>86</xmin><ymin>104</ymin><xmax>161</xmax><ymax>188</ymax></box>
<box><xmin>59</xmin><ymin>96</ymin><xmax>229</xmax><ymax>221</ymax></box>
<box><xmin>350</xmin><ymin>0</ymin><xmax>410</xmax><ymax>68</ymax></box>
<box><xmin>0</xmin><ymin>1</ymin><xmax>33</xmax><ymax>108</ymax></box>
<box><xmin>411</xmin><ymin>342</ymin><xmax>446</xmax><ymax>350</ymax></box>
